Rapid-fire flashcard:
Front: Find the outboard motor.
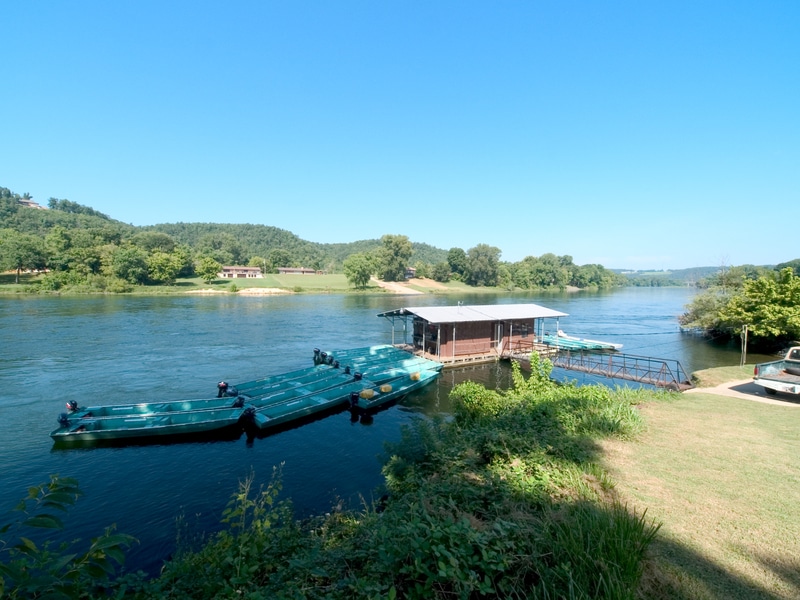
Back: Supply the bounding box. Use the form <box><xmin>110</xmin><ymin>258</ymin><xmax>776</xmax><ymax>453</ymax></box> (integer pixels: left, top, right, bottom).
<box><xmin>65</xmin><ymin>400</ymin><xmax>79</xmax><ymax>412</ymax></box>
<box><xmin>333</xmin><ymin>360</ymin><xmax>340</xmax><ymax>369</ymax></box>
<box><xmin>217</xmin><ymin>381</ymin><xmax>229</xmax><ymax>398</ymax></box>
<box><xmin>349</xmin><ymin>391</ymin><xmax>360</xmax><ymax>409</ymax></box>
<box><xmin>344</xmin><ymin>366</ymin><xmax>351</xmax><ymax>375</ymax></box>
<box><xmin>241</xmin><ymin>406</ymin><xmax>256</xmax><ymax>421</ymax></box>
<box><xmin>354</xmin><ymin>372</ymin><xmax>363</xmax><ymax>381</ymax></box>
<box><xmin>232</xmin><ymin>396</ymin><xmax>246</xmax><ymax>408</ymax></box>
<box><xmin>226</xmin><ymin>386</ymin><xmax>239</xmax><ymax>397</ymax></box>
<box><xmin>313</xmin><ymin>348</ymin><xmax>321</xmax><ymax>365</ymax></box>
<box><xmin>57</xmin><ymin>413</ymin><xmax>70</xmax><ymax>428</ymax></box>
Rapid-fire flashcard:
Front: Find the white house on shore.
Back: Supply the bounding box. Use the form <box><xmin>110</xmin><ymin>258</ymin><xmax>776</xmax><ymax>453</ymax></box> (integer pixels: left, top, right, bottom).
<box><xmin>218</xmin><ymin>266</ymin><xmax>263</xmax><ymax>279</ymax></box>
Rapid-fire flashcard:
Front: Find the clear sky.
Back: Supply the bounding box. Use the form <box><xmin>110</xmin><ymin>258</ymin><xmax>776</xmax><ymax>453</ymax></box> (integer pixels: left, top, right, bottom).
<box><xmin>2</xmin><ymin>1</ymin><xmax>798</xmax><ymax>270</ymax></box>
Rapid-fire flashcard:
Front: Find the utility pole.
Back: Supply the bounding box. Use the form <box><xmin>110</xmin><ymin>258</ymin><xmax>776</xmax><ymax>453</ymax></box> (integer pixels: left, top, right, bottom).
<box><xmin>740</xmin><ymin>324</ymin><xmax>748</xmax><ymax>366</ymax></box>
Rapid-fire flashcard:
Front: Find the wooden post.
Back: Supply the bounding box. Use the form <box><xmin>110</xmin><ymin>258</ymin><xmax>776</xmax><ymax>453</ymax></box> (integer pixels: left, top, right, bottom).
<box><xmin>740</xmin><ymin>324</ymin><xmax>748</xmax><ymax>366</ymax></box>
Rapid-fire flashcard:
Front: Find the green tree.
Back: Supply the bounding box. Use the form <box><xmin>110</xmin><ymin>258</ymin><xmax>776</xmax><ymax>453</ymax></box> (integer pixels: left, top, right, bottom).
<box><xmin>267</xmin><ymin>248</ymin><xmax>292</xmax><ymax>271</ymax></box>
<box><xmin>378</xmin><ymin>234</ymin><xmax>412</xmax><ymax>282</ymax></box>
<box><xmin>197</xmin><ymin>232</ymin><xmax>245</xmax><ymax>266</ymax></box>
<box><xmin>678</xmin><ymin>289</ymin><xmax>729</xmax><ymax>331</ymax></box>
<box><xmin>147</xmin><ymin>251</ymin><xmax>183</xmax><ymax>284</ymax></box>
<box><xmin>531</xmin><ymin>253</ymin><xmax>570</xmax><ymax>288</ymax></box>
<box><xmin>343</xmin><ymin>252</ymin><xmax>373</xmax><ymax>289</ymax></box>
<box><xmin>0</xmin><ymin>229</ymin><xmax>47</xmax><ymax>283</ymax></box>
<box><xmin>718</xmin><ymin>268</ymin><xmax>800</xmax><ymax>342</ymax></box>
<box><xmin>412</xmin><ymin>261</ymin><xmax>430</xmax><ymax>279</ymax></box>
<box><xmin>105</xmin><ymin>245</ymin><xmax>149</xmax><ymax>284</ymax></box>
<box><xmin>775</xmin><ymin>259</ymin><xmax>800</xmax><ymax>277</ymax></box>
<box><xmin>47</xmin><ymin>197</ymin><xmax>110</xmax><ymax>219</ymax></box>
<box><xmin>466</xmin><ymin>244</ymin><xmax>501</xmax><ymax>286</ymax></box>
<box><xmin>497</xmin><ymin>263</ymin><xmax>513</xmax><ymax>290</ymax></box>
<box><xmin>248</xmin><ymin>256</ymin><xmax>268</xmax><ymax>272</ymax></box>
<box><xmin>44</xmin><ymin>225</ymin><xmax>71</xmax><ymax>272</ymax></box>
<box><xmin>196</xmin><ymin>256</ymin><xmax>222</xmax><ymax>283</ymax></box>
<box><xmin>131</xmin><ymin>231</ymin><xmax>176</xmax><ymax>253</ymax></box>
<box><xmin>431</xmin><ymin>261</ymin><xmax>451</xmax><ymax>282</ymax></box>
<box><xmin>447</xmin><ymin>247</ymin><xmax>468</xmax><ymax>280</ymax></box>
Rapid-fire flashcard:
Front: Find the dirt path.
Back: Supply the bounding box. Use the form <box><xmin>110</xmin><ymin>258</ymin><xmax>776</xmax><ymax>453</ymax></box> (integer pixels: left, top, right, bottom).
<box><xmin>685</xmin><ymin>378</ymin><xmax>800</xmax><ymax>406</ymax></box>
<box><xmin>370</xmin><ymin>277</ymin><xmax>424</xmax><ymax>295</ymax></box>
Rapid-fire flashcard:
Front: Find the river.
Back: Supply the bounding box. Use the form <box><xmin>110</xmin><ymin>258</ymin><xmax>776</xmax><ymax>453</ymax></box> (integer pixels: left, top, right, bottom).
<box><xmin>0</xmin><ymin>287</ymin><xmax>759</xmax><ymax>575</ymax></box>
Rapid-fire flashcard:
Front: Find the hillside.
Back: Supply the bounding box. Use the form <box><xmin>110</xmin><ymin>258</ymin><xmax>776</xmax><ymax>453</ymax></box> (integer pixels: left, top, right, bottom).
<box><xmin>3</xmin><ymin>187</ymin><xmax>790</xmax><ymax>289</ymax></box>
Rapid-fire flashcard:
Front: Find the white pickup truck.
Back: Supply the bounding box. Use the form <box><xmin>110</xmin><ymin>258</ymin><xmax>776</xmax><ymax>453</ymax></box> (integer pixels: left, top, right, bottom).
<box><xmin>753</xmin><ymin>347</ymin><xmax>800</xmax><ymax>396</ymax></box>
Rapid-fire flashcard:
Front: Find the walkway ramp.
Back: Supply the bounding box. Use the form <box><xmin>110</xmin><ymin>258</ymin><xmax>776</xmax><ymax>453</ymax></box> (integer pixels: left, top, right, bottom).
<box><xmin>508</xmin><ymin>347</ymin><xmax>693</xmax><ymax>391</ymax></box>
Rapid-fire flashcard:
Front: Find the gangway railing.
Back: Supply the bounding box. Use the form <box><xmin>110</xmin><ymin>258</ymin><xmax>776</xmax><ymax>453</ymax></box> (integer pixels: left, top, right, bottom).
<box><xmin>504</xmin><ymin>341</ymin><xmax>693</xmax><ymax>390</ymax></box>
<box><xmin>550</xmin><ymin>350</ymin><xmax>693</xmax><ymax>390</ymax></box>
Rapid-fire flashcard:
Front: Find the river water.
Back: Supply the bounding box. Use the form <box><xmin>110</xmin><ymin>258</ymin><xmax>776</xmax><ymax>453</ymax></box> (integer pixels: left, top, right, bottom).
<box><xmin>0</xmin><ymin>288</ymin><xmax>762</xmax><ymax>575</ymax></box>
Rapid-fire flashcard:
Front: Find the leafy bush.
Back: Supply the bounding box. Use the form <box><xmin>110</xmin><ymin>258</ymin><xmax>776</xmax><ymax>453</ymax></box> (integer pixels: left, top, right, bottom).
<box><xmin>0</xmin><ymin>475</ymin><xmax>136</xmax><ymax>599</ymax></box>
<box><xmin>38</xmin><ymin>271</ymin><xmax>84</xmax><ymax>291</ymax></box>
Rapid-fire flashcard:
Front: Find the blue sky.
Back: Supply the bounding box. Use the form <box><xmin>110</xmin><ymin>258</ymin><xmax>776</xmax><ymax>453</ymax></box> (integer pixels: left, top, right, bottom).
<box><xmin>2</xmin><ymin>1</ymin><xmax>798</xmax><ymax>270</ymax></box>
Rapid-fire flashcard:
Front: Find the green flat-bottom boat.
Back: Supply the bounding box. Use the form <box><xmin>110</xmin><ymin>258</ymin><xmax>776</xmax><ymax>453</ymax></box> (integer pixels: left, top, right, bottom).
<box><xmin>246</xmin><ymin>368</ymin><xmax>440</xmax><ymax>431</ymax></box>
<box><xmin>348</xmin><ymin>369</ymin><xmax>441</xmax><ymax>413</ymax></box>
<box><xmin>50</xmin><ymin>406</ymin><xmax>248</xmax><ymax>442</ymax></box>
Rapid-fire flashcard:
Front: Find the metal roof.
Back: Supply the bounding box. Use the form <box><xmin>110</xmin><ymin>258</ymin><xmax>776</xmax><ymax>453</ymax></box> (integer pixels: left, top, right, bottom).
<box><xmin>377</xmin><ymin>303</ymin><xmax>568</xmax><ymax>324</ymax></box>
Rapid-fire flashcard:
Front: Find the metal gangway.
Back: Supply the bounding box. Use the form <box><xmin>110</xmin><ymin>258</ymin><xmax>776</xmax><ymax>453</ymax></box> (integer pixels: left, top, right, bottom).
<box><xmin>549</xmin><ymin>349</ymin><xmax>693</xmax><ymax>390</ymax></box>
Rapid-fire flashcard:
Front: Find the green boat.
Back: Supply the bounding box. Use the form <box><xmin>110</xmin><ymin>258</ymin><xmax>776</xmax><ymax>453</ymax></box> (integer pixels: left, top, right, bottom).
<box><xmin>246</xmin><ymin>368</ymin><xmax>440</xmax><ymax>432</ymax></box>
<box><xmin>314</xmin><ymin>344</ymin><xmax>408</xmax><ymax>365</ymax></box>
<box><xmin>348</xmin><ymin>369</ymin><xmax>441</xmax><ymax>412</ymax></box>
<box><xmin>245</xmin><ymin>379</ymin><xmax>372</xmax><ymax>431</ymax></box>
<box><xmin>233</xmin><ymin>363</ymin><xmax>338</xmax><ymax>394</ymax></box>
<box><xmin>50</xmin><ymin>406</ymin><xmax>249</xmax><ymax>442</ymax></box>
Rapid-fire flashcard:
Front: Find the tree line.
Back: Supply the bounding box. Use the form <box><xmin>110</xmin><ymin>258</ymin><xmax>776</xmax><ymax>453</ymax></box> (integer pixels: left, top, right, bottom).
<box><xmin>679</xmin><ymin>263</ymin><xmax>800</xmax><ymax>350</ymax></box>
<box><xmin>0</xmin><ymin>185</ymin><xmax>630</xmax><ymax>292</ymax></box>
<box><xmin>343</xmin><ymin>235</ymin><xmax>626</xmax><ymax>289</ymax></box>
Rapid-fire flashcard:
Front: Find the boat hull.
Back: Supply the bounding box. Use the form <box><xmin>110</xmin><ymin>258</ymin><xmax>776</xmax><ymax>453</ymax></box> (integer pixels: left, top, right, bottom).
<box><xmin>50</xmin><ymin>408</ymin><xmax>247</xmax><ymax>442</ymax></box>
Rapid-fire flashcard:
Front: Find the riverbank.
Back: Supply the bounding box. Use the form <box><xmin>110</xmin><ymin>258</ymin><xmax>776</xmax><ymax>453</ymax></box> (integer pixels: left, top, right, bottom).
<box><xmin>0</xmin><ymin>271</ymin><xmax>597</xmax><ymax>296</ymax></box>
<box><xmin>0</xmin><ymin>273</ymin><xmax>500</xmax><ymax>295</ymax></box>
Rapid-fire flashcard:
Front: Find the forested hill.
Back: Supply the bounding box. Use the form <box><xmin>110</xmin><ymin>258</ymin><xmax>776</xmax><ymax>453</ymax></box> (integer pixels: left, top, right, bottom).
<box><xmin>143</xmin><ymin>222</ymin><xmax>447</xmax><ymax>271</ymax></box>
<box><xmin>0</xmin><ymin>187</ymin><xmax>447</xmax><ymax>272</ymax></box>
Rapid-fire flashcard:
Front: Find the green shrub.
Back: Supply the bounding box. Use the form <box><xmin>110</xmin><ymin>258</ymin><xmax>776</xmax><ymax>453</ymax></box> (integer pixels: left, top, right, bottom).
<box><xmin>0</xmin><ymin>475</ymin><xmax>136</xmax><ymax>599</ymax></box>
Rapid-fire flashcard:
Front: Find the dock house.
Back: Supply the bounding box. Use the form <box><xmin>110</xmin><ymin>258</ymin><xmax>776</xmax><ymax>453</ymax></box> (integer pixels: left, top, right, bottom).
<box><xmin>378</xmin><ymin>303</ymin><xmax>569</xmax><ymax>366</ymax></box>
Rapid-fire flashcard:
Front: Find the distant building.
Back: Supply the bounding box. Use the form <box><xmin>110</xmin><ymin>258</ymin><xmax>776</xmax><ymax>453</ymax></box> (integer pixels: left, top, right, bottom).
<box><xmin>17</xmin><ymin>198</ymin><xmax>46</xmax><ymax>210</ymax></box>
<box><xmin>277</xmin><ymin>267</ymin><xmax>323</xmax><ymax>275</ymax></box>
<box><xmin>405</xmin><ymin>267</ymin><xmax>417</xmax><ymax>279</ymax></box>
<box><xmin>219</xmin><ymin>266</ymin><xmax>263</xmax><ymax>279</ymax></box>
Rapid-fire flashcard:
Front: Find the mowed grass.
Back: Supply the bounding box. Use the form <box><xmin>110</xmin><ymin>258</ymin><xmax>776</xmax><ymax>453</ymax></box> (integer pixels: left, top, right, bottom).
<box><xmin>600</xmin><ymin>388</ymin><xmax>800</xmax><ymax>599</ymax></box>
<box><xmin>253</xmin><ymin>273</ymin><xmax>359</xmax><ymax>291</ymax></box>
<box><xmin>691</xmin><ymin>365</ymin><xmax>756</xmax><ymax>387</ymax></box>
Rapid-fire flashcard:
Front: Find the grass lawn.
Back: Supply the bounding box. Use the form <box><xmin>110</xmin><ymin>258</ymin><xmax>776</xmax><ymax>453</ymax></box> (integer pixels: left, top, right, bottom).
<box><xmin>600</xmin><ymin>386</ymin><xmax>800</xmax><ymax>599</ymax></box>
<box><xmin>691</xmin><ymin>365</ymin><xmax>755</xmax><ymax>387</ymax></box>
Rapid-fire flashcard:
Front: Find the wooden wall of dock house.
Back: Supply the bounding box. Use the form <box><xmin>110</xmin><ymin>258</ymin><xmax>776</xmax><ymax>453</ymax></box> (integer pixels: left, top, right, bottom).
<box><xmin>414</xmin><ymin>317</ymin><xmax>539</xmax><ymax>358</ymax></box>
<box><xmin>437</xmin><ymin>319</ymin><xmax>537</xmax><ymax>357</ymax></box>
<box><xmin>440</xmin><ymin>321</ymin><xmax>495</xmax><ymax>357</ymax></box>
<box><xmin>506</xmin><ymin>319</ymin><xmax>537</xmax><ymax>353</ymax></box>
